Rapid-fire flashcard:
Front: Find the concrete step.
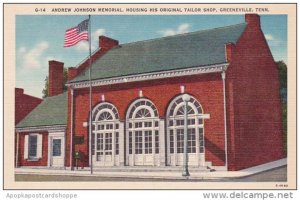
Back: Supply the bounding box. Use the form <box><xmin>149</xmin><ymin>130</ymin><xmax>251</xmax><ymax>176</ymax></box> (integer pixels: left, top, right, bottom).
<box><xmin>77</xmin><ymin>166</ymin><xmax>214</xmax><ymax>172</ymax></box>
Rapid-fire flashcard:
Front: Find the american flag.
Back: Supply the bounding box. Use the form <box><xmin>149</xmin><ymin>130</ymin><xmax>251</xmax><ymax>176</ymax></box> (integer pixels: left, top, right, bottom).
<box><xmin>64</xmin><ymin>19</ymin><xmax>89</xmax><ymax>47</ymax></box>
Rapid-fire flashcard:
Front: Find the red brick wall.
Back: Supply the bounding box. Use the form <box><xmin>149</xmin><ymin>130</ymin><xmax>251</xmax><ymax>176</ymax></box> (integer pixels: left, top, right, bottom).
<box><xmin>67</xmin><ymin>67</ymin><xmax>78</xmax><ymax>81</ymax></box>
<box><xmin>15</xmin><ymin>88</ymin><xmax>42</xmax><ymax>125</ymax></box>
<box><xmin>65</xmin><ymin>88</ymin><xmax>73</xmax><ymax>167</ymax></box>
<box><xmin>99</xmin><ymin>36</ymin><xmax>119</xmax><ymax>50</ymax></box>
<box><xmin>67</xmin><ymin>73</ymin><xmax>226</xmax><ymax>167</ymax></box>
<box><xmin>18</xmin><ymin>132</ymin><xmax>48</xmax><ymax>166</ymax></box>
<box><xmin>226</xmin><ymin>14</ymin><xmax>284</xmax><ymax>171</ymax></box>
<box><xmin>48</xmin><ymin>60</ymin><xmax>64</xmax><ymax>97</ymax></box>
<box><xmin>15</xmin><ymin>89</ymin><xmax>43</xmax><ymax>167</ymax></box>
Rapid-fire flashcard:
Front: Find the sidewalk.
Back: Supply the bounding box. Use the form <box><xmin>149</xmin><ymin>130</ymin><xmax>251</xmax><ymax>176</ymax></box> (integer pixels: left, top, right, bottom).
<box><xmin>15</xmin><ymin>158</ymin><xmax>287</xmax><ymax>180</ymax></box>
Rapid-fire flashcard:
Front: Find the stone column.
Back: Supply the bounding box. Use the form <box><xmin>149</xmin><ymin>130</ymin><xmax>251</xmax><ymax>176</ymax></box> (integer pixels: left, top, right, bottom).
<box><xmin>159</xmin><ymin>119</ymin><xmax>166</xmax><ymax>166</ymax></box>
<box><xmin>119</xmin><ymin>122</ymin><xmax>125</xmax><ymax>166</ymax></box>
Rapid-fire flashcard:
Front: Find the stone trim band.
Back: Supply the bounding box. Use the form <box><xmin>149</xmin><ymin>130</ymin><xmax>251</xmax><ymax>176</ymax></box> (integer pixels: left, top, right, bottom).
<box><xmin>67</xmin><ymin>63</ymin><xmax>229</xmax><ymax>89</ymax></box>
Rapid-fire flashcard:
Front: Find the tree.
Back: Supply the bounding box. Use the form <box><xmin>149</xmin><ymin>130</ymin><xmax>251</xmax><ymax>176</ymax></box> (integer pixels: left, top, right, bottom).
<box><xmin>276</xmin><ymin>61</ymin><xmax>287</xmax><ymax>155</ymax></box>
<box><xmin>42</xmin><ymin>68</ymin><xmax>68</xmax><ymax>98</ymax></box>
<box><xmin>277</xmin><ymin>60</ymin><xmax>287</xmax><ymax>89</ymax></box>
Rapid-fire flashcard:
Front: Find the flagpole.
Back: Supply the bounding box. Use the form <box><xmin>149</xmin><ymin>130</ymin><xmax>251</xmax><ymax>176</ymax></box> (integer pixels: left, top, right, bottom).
<box><xmin>88</xmin><ymin>15</ymin><xmax>93</xmax><ymax>174</ymax></box>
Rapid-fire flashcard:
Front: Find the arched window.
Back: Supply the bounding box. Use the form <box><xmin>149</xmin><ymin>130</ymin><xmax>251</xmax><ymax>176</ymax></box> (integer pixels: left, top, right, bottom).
<box><xmin>126</xmin><ymin>98</ymin><xmax>160</xmax><ymax>166</ymax></box>
<box><xmin>92</xmin><ymin>103</ymin><xmax>119</xmax><ymax>121</ymax></box>
<box><xmin>166</xmin><ymin>95</ymin><xmax>205</xmax><ymax>166</ymax></box>
<box><xmin>92</xmin><ymin>102</ymin><xmax>120</xmax><ymax>166</ymax></box>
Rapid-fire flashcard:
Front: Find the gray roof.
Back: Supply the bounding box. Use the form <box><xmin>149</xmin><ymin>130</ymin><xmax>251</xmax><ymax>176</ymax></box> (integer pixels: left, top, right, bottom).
<box><xmin>16</xmin><ymin>92</ymin><xmax>67</xmax><ymax>128</ymax></box>
<box><xmin>70</xmin><ymin>23</ymin><xmax>247</xmax><ymax>83</ymax></box>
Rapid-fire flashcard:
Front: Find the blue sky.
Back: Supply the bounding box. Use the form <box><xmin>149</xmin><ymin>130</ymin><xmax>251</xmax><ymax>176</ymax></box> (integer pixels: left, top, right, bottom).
<box><xmin>16</xmin><ymin>15</ymin><xmax>287</xmax><ymax>98</ymax></box>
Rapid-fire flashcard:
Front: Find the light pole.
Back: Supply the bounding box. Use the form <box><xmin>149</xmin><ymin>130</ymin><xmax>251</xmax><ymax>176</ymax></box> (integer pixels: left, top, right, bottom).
<box><xmin>182</xmin><ymin>94</ymin><xmax>190</xmax><ymax>177</ymax></box>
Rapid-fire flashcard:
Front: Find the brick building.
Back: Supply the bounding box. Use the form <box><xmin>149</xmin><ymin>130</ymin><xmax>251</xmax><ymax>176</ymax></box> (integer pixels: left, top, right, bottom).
<box><xmin>15</xmin><ymin>88</ymin><xmax>42</xmax><ymax>125</ymax></box>
<box><xmin>15</xmin><ymin>88</ymin><xmax>42</xmax><ymax>166</ymax></box>
<box><xmin>15</xmin><ymin>14</ymin><xmax>284</xmax><ymax>171</ymax></box>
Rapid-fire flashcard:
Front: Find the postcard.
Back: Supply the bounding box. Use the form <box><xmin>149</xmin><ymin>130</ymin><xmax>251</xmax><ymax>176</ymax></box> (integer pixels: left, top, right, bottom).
<box><xmin>3</xmin><ymin>3</ymin><xmax>296</xmax><ymax>190</ymax></box>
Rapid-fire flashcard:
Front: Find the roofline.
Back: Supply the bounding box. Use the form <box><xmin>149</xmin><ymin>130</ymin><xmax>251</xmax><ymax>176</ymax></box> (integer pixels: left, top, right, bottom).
<box><xmin>67</xmin><ymin>63</ymin><xmax>229</xmax><ymax>89</ymax></box>
<box><xmin>15</xmin><ymin>124</ymin><xmax>66</xmax><ymax>133</ymax></box>
<box><xmin>121</xmin><ymin>23</ymin><xmax>247</xmax><ymax>47</ymax></box>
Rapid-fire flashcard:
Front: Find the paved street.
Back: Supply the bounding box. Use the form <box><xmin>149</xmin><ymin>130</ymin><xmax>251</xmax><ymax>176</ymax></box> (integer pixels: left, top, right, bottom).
<box><xmin>15</xmin><ymin>166</ymin><xmax>287</xmax><ymax>182</ymax></box>
<box><xmin>229</xmin><ymin>166</ymin><xmax>287</xmax><ymax>182</ymax></box>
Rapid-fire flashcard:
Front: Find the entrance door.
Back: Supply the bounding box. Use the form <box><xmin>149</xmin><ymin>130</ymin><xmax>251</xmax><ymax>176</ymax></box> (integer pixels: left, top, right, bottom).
<box><xmin>50</xmin><ymin>137</ymin><xmax>64</xmax><ymax>167</ymax></box>
<box><xmin>95</xmin><ymin>131</ymin><xmax>113</xmax><ymax>166</ymax></box>
<box><xmin>134</xmin><ymin>130</ymin><xmax>154</xmax><ymax>166</ymax></box>
<box><xmin>166</xmin><ymin>95</ymin><xmax>206</xmax><ymax>167</ymax></box>
<box><xmin>175</xmin><ymin>128</ymin><xmax>198</xmax><ymax>166</ymax></box>
<box><xmin>126</xmin><ymin>99</ymin><xmax>160</xmax><ymax>166</ymax></box>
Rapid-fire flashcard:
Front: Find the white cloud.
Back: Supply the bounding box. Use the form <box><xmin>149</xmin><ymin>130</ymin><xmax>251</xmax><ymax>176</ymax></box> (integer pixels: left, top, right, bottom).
<box><xmin>18</xmin><ymin>47</ymin><xmax>26</xmax><ymax>54</ymax></box>
<box><xmin>159</xmin><ymin>29</ymin><xmax>176</xmax><ymax>36</ymax></box>
<box><xmin>44</xmin><ymin>56</ymin><xmax>61</xmax><ymax>66</ymax></box>
<box><xmin>45</xmin><ymin>56</ymin><xmax>56</xmax><ymax>62</ymax></box>
<box><xmin>18</xmin><ymin>41</ymin><xmax>49</xmax><ymax>70</ymax></box>
<box><xmin>75</xmin><ymin>28</ymin><xmax>106</xmax><ymax>52</ymax></box>
<box><xmin>75</xmin><ymin>41</ymin><xmax>89</xmax><ymax>52</ymax></box>
<box><xmin>265</xmin><ymin>34</ymin><xmax>274</xmax><ymax>41</ymax></box>
<box><xmin>93</xmin><ymin>28</ymin><xmax>106</xmax><ymax>41</ymax></box>
<box><xmin>264</xmin><ymin>34</ymin><xmax>283</xmax><ymax>49</ymax></box>
<box><xmin>158</xmin><ymin>23</ymin><xmax>191</xmax><ymax>37</ymax></box>
<box><xmin>177</xmin><ymin>23</ymin><xmax>190</xmax><ymax>34</ymax></box>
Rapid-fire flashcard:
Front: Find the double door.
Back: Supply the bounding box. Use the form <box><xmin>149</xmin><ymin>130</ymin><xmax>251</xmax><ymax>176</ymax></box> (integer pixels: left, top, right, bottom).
<box><xmin>134</xmin><ymin>130</ymin><xmax>154</xmax><ymax>166</ymax></box>
<box><xmin>95</xmin><ymin>132</ymin><xmax>113</xmax><ymax>166</ymax></box>
<box><xmin>169</xmin><ymin>127</ymin><xmax>200</xmax><ymax>166</ymax></box>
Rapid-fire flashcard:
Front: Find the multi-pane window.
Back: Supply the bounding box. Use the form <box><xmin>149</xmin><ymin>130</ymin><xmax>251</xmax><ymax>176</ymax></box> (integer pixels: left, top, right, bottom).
<box><xmin>144</xmin><ymin>122</ymin><xmax>152</xmax><ymax>127</ymax></box>
<box><xmin>106</xmin><ymin>124</ymin><xmax>113</xmax><ymax>130</ymax></box>
<box><xmin>129</xmin><ymin>131</ymin><xmax>133</xmax><ymax>154</ymax></box>
<box><xmin>92</xmin><ymin>134</ymin><xmax>95</xmax><ymax>155</ymax></box>
<box><xmin>99</xmin><ymin>111</ymin><xmax>113</xmax><ymax>120</ymax></box>
<box><xmin>188</xmin><ymin>119</ymin><xmax>195</xmax><ymax>125</ymax></box>
<box><xmin>176</xmin><ymin>129</ymin><xmax>184</xmax><ymax>153</ymax></box>
<box><xmin>176</xmin><ymin>119</ymin><xmax>184</xmax><ymax>126</ymax></box>
<box><xmin>28</xmin><ymin>135</ymin><xmax>37</xmax><ymax>158</ymax></box>
<box><xmin>127</xmin><ymin>99</ymin><xmax>160</xmax><ymax>157</ymax></box>
<box><xmin>155</xmin><ymin>130</ymin><xmax>159</xmax><ymax>154</ymax></box>
<box><xmin>105</xmin><ymin>133</ymin><xmax>112</xmax><ymax>155</ymax></box>
<box><xmin>170</xmin><ymin>130</ymin><xmax>174</xmax><ymax>153</ymax></box>
<box><xmin>92</xmin><ymin>103</ymin><xmax>119</xmax><ymax>121</ymax></box>
<box><xmin>199</xmin><ymin>128</ymin><xmax>204</xmax><ymax>153</ymax></box>
<box><xmin>167</xmin><ymin>95</ymin><xmax>205</xmax><ymax>156</ymax></box>
<box><xmin>144</xmin><ymin>130</ymin><xmax>152</xmax><ymax>154</ymax></box>
<box><xmin>187</xmin><ymin>128</ymin><xmax>196</xmax><ymax>153</ymax></box>
<box><xmin>52</xmin><ymin>139</ymin><xmax>61</xmax><ymax>156</ymax></box>
<box><xmin>135</xmin><ymin>122</ymin><xmax>143</xmax><ymax>128</ymax></box>
<box><xmin>128</xmin><ymin>100</ymin><xmax>158</xmax><ymax>119</ymax></box>
<box><xmin>135</xmin><ymin>108</ymin><xmax>151</xmax><ymax>118</ymax></box>
<box><xmin>135</xmin><ymin>131</ymin><xmax>143</xmax><ymax>154</ymax></box>
<box><xmin>92</xmin><ymin>102</ymin><xmax>120</xmax><ymax>160</ymax></box>
<box><xmin>115</xmin><ymin>132</ymin><xmax>119</xmax><ymax>155</ymax></box>
<box><xmin>97</xmin><ymin>134</ymin><xmax>103</xmax><ymax>151</ymax></box>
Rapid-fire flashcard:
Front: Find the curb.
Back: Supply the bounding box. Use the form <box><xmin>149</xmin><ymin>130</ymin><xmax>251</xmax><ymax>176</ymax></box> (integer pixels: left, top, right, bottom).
<box><xmin>15</xmin><ymin>158</ymin><xmax>287</xmax><ymax>180</ymax></box>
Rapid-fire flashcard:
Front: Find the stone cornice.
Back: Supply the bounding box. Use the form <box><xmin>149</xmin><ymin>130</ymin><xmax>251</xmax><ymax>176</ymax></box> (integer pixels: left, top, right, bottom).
<box><xmin>67</xmin><ymin>63</ymin><xmax>228</xmax><ymax>89</ymax></box>
<box><xmin>15</xmin><ymin>125</ymin><xmax>66</xmax><ymax>133</ymax></box>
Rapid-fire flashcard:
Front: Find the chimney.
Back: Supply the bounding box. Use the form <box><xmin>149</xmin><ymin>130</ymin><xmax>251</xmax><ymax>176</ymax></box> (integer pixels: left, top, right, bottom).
<box><xmin>225</xmin><ymin>43</ymin><xmax>235</xmax><ymax>63</ymax></box>
<box><xmin>48</xmin><ymin>60</ymin><xmax>64</xmax><ymax>97</ymax></box>
<box><xmin>67</xmin><ymin>67</ymin><xmax>78</xmax><ymax>81</ymax></box>
<box><xmin>15</xmin><ymin>88</ymin><xmax>24</xmax><ymax>96</ymax></box>
<box><xmin>99</xmin><ymin>36</ymin><xmax>119</xmax><ymax>50</ymax></box>
<box><xmin>245</xmin><ymin>14</ymin><xmax>261</xmax><ymax>28</ymax></box>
